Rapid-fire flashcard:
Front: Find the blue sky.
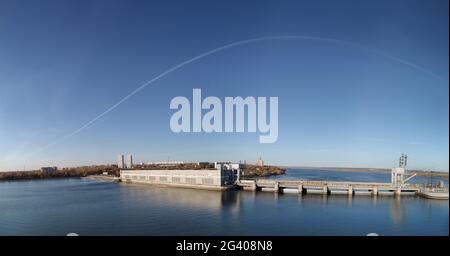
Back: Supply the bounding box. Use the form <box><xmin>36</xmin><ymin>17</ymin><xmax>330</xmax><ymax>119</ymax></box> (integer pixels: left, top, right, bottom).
<box><xmin>0</xmin><ymin>0</ymin><xmax>448</xmax><ymax>171</ymax></box>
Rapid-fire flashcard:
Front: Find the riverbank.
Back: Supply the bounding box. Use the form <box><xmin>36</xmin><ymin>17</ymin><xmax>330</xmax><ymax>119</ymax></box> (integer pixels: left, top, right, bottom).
<box><xmin>2</xmin><ymin>164</ymin><xmax>445</xmax><ymax>182</ymax></box>
<box><xmin>285</xmin><ymin>166</ymin><xmax>449</xmax><ymax>179</ymax></box>
<box><xmin>83</xmin><ymin>175</ymin><xmax>121</xmax><ymax>182</ymax></box>
<box><xmin>0</xmin><ymin>163</ymin><xmax>286</xmax><ymax>182</ymax></box>
<box><xmin>0</xmin><ymin>165</ymin><xmax>119</xmax><ymax>181</ymax></box>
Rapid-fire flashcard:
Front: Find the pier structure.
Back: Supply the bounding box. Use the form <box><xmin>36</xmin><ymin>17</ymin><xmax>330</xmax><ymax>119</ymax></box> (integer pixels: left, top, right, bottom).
<box><xmin>236</xmin><ymin>179</ymin><xmax>421</xmax><ymax>196</ymax></box>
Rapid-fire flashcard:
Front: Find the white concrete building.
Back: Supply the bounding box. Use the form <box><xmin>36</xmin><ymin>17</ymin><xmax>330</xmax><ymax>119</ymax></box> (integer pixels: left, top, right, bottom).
<box><xmin>121</xmin><ymin>163</ymin><xmax>244</xmax><ymax>190</ymax></box>
<box><xmin>391</xmin><ymin>167</ymin><xmax>406</xmax><ymax>185</ymax></box>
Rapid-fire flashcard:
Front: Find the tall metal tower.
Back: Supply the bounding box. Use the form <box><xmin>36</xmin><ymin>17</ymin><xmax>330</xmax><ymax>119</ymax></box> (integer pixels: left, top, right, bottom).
<box><xmin>399</xmin><ymin>153</ymin><xmax>408</xmax><ymax>168</ymax></box>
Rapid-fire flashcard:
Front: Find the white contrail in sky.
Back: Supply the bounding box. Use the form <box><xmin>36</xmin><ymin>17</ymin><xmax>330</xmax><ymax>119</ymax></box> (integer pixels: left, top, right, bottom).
<box><xmin>30</xmin><ymin>35</ymin><xmax>442</xmax><ymax>155</ymax></box>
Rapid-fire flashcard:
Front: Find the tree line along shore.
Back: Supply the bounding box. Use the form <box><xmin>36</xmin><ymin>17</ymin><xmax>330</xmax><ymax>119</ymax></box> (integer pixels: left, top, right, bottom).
<box><xmin>0</xmin><ymin>164</ymin><xmax>286</xmax><ymax>181</ymax></box>
<box><xmin>0</xmin><ymin>165</ymin><xmax>119</xmax><ymax>181</ymax></box>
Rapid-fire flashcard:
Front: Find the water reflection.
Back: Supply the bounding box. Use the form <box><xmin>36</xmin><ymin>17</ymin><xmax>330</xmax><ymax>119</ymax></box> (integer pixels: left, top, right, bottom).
<box><xmin>0</xmin><ymin>178</ymin><xmax>447</xmax><ymax>235</ymax></box>
<box><xmin>106</xmin><ymin>182</ymin><xmax>450</xmax><ymax>235</ymax></box>
<box><xmin>390</xmin><ymin>197</ymin><xmax>403</xmax><ymax>225</ymax></box>
<box><xmin>119</xmin><ymin>183</ymin><xmax>239</xmax><ymax>210</ymax></box>
<box><xmin>117</xmin><ymin>183</ymin><xmax>447</xmax><ymax>235</ymax></box>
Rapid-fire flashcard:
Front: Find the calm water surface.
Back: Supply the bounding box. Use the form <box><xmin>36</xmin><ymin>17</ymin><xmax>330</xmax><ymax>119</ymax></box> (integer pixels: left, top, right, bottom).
<box><xmin>0</xmin><ymin>169</ymin><xmax>448</xmax><ymax>236</ymax></box>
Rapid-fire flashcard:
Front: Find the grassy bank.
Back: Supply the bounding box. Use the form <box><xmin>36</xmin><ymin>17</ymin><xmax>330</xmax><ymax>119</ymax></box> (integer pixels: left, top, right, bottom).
<box><xmin>242</xmin><ymin>165</ymin><xmax>286</xmax><ymax>178</ymax></box>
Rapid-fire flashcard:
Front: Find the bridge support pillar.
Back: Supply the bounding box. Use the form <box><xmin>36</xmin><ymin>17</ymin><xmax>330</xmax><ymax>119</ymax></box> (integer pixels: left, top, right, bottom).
<box><xmin>395</xmin><ymin>188</ymin><xmax>401</xmax><ymax>197</ymax></box>
<box><xmin>372</xmin><ymin>187</ymin><xmax>378</xmax><ymax>196</ymax></box>
<box><xmin>323</xmin><ymin>185</ymin><xmax>328</xmax><ymax>195</ymax></box>
<box><xmin>274</xmin><ymin>181</ymin><xmax>279</xmax><ymax>193</ymax></box>
<box><xmin>252</xmin><ymin>180</ymin><xmax>257</xmax><ymax>191</ymax></box>
<box><xmin>348</xmin><ymin>185</ymin><xmax>353</xmax><ymax>196</ymax></box>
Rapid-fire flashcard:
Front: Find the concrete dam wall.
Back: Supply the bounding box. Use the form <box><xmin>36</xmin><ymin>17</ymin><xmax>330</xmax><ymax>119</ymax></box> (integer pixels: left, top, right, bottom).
<box><xmin>120</xmin><ymin>169</ymin><xmax>236</xmax><ymax>190</ymax></box>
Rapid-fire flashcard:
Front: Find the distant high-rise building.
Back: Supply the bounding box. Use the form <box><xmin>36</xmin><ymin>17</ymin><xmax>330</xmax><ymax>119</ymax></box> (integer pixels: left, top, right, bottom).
<box><xmin>126</xmin><ymin>154</ymin><xmax>133</xmax><ymax>168</ymax></box>
<box><xmin>117</xmin><ymin>154</ymin><xmax>125</xmax><ymax>169</ymax></box>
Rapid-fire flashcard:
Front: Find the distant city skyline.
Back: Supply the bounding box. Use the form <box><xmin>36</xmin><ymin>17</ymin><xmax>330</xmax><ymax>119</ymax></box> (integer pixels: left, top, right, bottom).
<box><xmin>0</xmin><ymin>0</ymin><xmax>448</xmax><ymax>172</ymax></box>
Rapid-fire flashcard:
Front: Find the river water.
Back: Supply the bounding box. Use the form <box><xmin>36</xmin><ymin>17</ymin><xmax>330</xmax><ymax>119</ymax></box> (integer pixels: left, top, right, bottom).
<box><xmin>0</xmin><ymin>169</ymin><xmax>447</xmax><ymax>236</ymax></box>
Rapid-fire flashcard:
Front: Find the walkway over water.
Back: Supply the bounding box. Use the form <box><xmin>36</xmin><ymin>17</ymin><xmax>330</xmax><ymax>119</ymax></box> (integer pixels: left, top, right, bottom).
<box><xmin>237</xmin><ymin>179</ymin><xmax>423</xmax><ymax>196</ymax></box>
